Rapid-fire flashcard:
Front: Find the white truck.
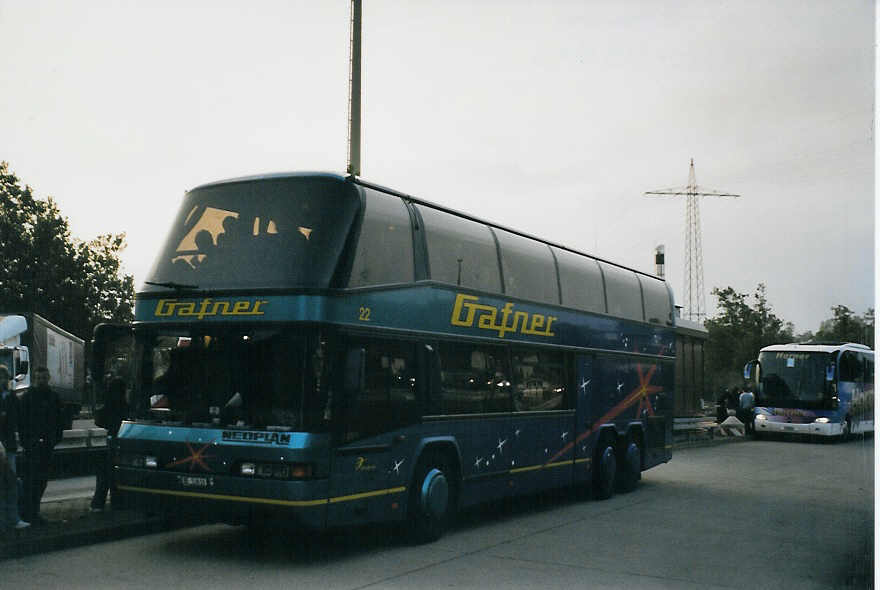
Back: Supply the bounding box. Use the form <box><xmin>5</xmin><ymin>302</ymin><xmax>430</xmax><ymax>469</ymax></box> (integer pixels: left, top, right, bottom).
<box><xmin>0</xmin><ymin>313</ymin><xmax>86</xmax><ymax>428</ymax></box>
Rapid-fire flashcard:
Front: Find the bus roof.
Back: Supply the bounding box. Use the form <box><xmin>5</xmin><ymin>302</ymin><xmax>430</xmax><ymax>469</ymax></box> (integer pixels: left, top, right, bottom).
<box><xmin>187</xmin><ymin>171</ymin><xmax>664</xmax><ymax>283</ymax></box>
<box><xmin>760</xmin><ymin>342</ymin><xmax>873</xmax><ymax>354</ymax></box>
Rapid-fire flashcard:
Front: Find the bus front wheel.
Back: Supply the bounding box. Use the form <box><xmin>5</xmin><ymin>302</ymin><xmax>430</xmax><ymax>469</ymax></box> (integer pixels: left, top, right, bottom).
<box><xmin>408</xmin><ymin>452</ymin><xmax>455</xmax><ymax>543</ymax></box>
<box><xmin>593</xmin><ymin>437</ymin><xmax>617</xmax><ymax>500</ymax></box>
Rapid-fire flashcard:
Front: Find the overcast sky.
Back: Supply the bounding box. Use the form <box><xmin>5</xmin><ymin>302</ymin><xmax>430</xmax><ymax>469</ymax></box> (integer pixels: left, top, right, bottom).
<box><xmin>1</xmin><ymin>0</ymin><xmax>874</xmax><ymax>333</ymax></box>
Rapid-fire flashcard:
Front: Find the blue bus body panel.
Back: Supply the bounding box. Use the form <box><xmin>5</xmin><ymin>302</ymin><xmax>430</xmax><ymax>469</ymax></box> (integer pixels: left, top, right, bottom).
<box><xmin>127</xmin><ymin>285</ymin><xmax>675</xmax><ymax>526</ymax></box>
<box><xmin>136</xmin><ymin>286</ymin><xmax>675</xmax><ymax>357</ymax></box>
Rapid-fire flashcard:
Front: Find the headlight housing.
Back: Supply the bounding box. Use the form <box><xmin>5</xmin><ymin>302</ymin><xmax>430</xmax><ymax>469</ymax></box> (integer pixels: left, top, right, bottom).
<box><xmin>755</xmin><ymin>414</ymin><xmax>767</xmax><ymax>421</ymax></box>
<box><xmin>238</xmin><ymin>461</ymin><xmax>312</xmax><ymax>480</ymax></box>
<box><xmin>813</xmin><ymin>417</ymin><xmax>830</xmax><ymax>424</ymax></box>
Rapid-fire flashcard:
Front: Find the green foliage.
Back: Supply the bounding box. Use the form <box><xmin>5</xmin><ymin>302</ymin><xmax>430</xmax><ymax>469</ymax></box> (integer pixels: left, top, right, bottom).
<box><xmin>814</xmin><ymin>305</ymin><xmax>874</xmax><ymax>348</ymax></box>
<box><xmin>0</xmin><ymin>161</ymin><xmax>133</xmax><ymax>339</ymax></box>
<box><xmin>704</xmin><ymin>283</ymin><xmax>793</xmax><ymax>394</ymax></box>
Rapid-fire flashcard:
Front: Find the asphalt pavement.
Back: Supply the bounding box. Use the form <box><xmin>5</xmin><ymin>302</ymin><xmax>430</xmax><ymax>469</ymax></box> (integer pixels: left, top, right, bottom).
<box><xmin>0</xmin><ymin>425</ymin><xmax>741</xmax><ymax>560</ymax></box>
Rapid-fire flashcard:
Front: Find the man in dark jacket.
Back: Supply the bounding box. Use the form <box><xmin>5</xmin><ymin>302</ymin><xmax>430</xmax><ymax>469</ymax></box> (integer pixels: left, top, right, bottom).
<box><xmin>91</xmin><ymin>377</ymin><xmax>127</xmax><ymax>511</ymax></box>
<box><xmin>0</xmin><ymin>365</ymin><xmax>29</xmax><ymax>530</ymax></box>
<box><xmin>18</xmin><ymin>366</ymin><xmax>64</xmax><ymax>524</ymax></box>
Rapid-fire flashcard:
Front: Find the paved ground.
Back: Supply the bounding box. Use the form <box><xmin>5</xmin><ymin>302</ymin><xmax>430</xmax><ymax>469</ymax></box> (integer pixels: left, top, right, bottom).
<box><xmin>0</xmin><ymin>435</ymin><xmax>871</xmax><ymax>589</ymax></box>
<box><xmin>0</xmin><ymin>429</ymin><xmax>737</xmax><ymax>560</ymax></box>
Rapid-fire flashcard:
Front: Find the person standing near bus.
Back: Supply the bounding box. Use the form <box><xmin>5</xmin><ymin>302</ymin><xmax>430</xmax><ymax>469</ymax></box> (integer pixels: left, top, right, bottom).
<box><xmin>91</xmin><ymin>377</ymin><xmax>127</xmax><ymax>511</ymax></box>
<box><xmin>739</xmin><ymin>384</ymin><xmax>756</xmax><ymax>434</ymax></box>
<box><xmin>0</xmin><ymin>365</ymin><xmax>28</xmax><ymax>531</ymax></box>
<box><xmin>18</xmin><ymin>366</ymin><xmax>64</xmax><ymax>525</ymax></box>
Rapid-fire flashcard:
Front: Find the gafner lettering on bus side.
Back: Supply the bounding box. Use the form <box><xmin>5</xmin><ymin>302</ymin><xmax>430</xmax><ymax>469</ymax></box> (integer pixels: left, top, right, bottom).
<box><xmin>450</xmin><ymin>293</ymin><xmax>557</xmax><ymax>339</ymax></box>
<box><xmin>155</xmin><ymin>298</ymin><xmax>268</xmax><ymax>319</ymax></box>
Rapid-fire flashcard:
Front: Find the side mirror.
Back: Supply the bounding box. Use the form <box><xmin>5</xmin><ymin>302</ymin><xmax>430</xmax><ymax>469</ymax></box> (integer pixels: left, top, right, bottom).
<box><xmin>91</xmin><ymin>323</ymin><xmax>133</xmax><ymax>391</ymax></box>
<box><xmin>343</xmin><ymin>348</ymin><xmax>365</xmax><ymax>395</ymax></box>
<box><xmin>743</xmin><ymin>360</ymin><xmax>758</xmax><ymax>381</ymax></box>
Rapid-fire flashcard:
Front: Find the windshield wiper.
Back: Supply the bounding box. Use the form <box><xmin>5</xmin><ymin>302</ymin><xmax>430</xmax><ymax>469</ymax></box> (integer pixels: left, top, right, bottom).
<box><xmin>145</xmin><ymin>281</ymin><xmax>199</xmax><ymax>291</ymax></box>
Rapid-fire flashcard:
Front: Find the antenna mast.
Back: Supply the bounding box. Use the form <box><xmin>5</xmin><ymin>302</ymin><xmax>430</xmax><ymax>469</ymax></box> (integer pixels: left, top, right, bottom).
<box><xmin>645</xmin><ymin>159</ymin><xmax>740</xmax><ymax>322</ymax></box>
<box><xmin>346</xmin><ymin>0</ymin><xmax>362</xmax><ymax>178</ymax></box>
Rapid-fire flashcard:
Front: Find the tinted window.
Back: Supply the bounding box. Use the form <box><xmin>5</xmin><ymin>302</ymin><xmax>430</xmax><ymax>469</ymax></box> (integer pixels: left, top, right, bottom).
<box><xmin>601</xmin><ymin>263</ymin><xmax>644</xmax><ymax>321</ymax></box>
<box><xmin>432</xmin><ymin>342</ymin><xmax>511</xmax><ymax>414</ymax></box>
<box><xmin>840</xmin><ymin>351</ymin><xmax>864</xmax><ymax>383</ymax></box>
<box><xmin>865</xmin><ymin>354</ymin><xmax>874</xmax><ymax>383</ymax></box>
<box><xmin>145</xmin><ymin>176</ymin><xmax>360</xmax><ymax>291</ymax></box>
<box><xmin>417</xmin><ymin>205</ymin><xmax>502</xmax><ymax>292</ymax></box>
<box><xmin>552</xmin><ymin>247</ymin><xmax>605</xmax><ymax>313</ymax></box>
<box><xmin>345</xmin><ymin>339</ymin><xmax>419</xmax><ymax>442</ymax></box>
<box><xmin>639</xmin><ymin>275</ymin><xmax>673</xmax><ymax>325</ymax></box>
<box><xmin>495</xmin><ymin>229</ymin><xmax>559</xmax><ymax>305</ymax></box>
<box><xmin>348</xmin><ymin>190</ymin><xmax>414</xmax><ymax>287</ymax></box>
<box><xmin>511</xmin><ymin>348</ymin><xmax>567</xmax><ymax>411</ymax></box>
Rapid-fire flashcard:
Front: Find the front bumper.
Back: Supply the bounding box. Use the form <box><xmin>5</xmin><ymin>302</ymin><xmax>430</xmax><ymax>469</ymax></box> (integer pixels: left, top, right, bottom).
<box><xmin>754</xmin><ymin>418</ymin><xmax>844</xmax><ymax>437</ymax></box>
<box><xmin>114</xmin><ymin>467</ymin><xmax>329</xmax><ymax>529</ymax></box>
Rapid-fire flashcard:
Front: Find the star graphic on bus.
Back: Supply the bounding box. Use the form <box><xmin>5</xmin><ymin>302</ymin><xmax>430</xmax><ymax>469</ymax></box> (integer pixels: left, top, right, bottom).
<box><xmin>580</xmin><ymin>378</ymin><xmax>591</xmax><ymax>392</ymax></box>
<box><xmin>165</xmin><ymin>441</ymin><xmax>215</xmax><ymax>472</ymax></box>
<box><xmin>391</xmin><ymin>459</ymin><xmax>405</xmax><ymax>475</ymax></box>
<box><xmin>632</xmin><ymin>365</ymin><xmax>663</xmax><ymax>418</ymax></box>
<box><xmin>496</xmin><ymin>438</ymin><xmax>507</xmax><ymax>453</ymax></box>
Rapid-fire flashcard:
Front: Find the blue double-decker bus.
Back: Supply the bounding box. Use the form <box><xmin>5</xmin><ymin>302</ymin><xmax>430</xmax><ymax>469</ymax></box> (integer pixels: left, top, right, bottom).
<box><xmin>91</xmin><ymin>172</ymin><xmax>676</xmax><ymax>541</ymax></box>
<box><xmin>746</xmin><ymin>342</ymin><xmax>874</xmax><ymax>439</ymax></box>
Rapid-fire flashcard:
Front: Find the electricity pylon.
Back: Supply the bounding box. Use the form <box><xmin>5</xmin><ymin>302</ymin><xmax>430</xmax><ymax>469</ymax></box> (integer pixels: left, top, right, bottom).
<box><xmin>645</xmin><ymin>159</ymin><xmax>739</xmax><ymax>322</ymax></box>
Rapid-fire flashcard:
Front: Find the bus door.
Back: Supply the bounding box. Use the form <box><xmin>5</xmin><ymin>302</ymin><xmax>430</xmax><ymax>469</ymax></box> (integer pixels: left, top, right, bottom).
<box><xmin>327</xmin><ymin>339</ymin><xmax>418</xmax><ymax>526</ymax></box>
<box><xmin>572</xmin><ymin>354</ymin><xmax>594</xmax><ymax>486</ymax></box>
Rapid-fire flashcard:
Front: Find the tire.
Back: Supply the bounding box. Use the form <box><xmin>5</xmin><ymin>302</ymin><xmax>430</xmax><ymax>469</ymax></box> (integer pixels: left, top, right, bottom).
<box><xmin>593</xmin><ymin>435</ymin><xmax>617</xmax><ymax>500</ymax></box>
<box><xmin>841</xmin><ymin>418</ymin><xmax>852</xmax><ymax>442</ymax></box>
<box><xmin>616</xmin><ymin>438</ymin><xmax>641</xmax><ymax>493</ymax></box>
<box><xmin>408</xmin><ymin>452</ymin><xmax>456</xmax><ymax>543</ymax></box>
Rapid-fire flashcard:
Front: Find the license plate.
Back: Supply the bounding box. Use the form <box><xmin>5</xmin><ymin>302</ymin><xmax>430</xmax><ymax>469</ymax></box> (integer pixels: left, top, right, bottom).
<box><xmin>179</xmin><ymin>476</ymin><xmax>209</xmax><ymax>488</ymax></box>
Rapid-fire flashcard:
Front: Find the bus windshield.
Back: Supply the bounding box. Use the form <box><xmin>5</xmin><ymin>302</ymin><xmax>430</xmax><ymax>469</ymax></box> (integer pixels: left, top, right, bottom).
<box><xmin>131</xmin><ymin>325</ymin><xmax>332</xmax><ymax>431</ymax></box>
<box><xmin>757</xmin><ymin>350</ymin><xmax>834</xmax><ymax>409</ymax></box>
<box><xmin>143</xmin><ymin>176</ymin><xmax>360</xmax><ymax>291</ymax></box>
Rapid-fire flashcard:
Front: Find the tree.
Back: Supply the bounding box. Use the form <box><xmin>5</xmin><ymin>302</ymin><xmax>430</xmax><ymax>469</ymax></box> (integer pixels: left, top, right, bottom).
<box><xmin>704</xmin><ymin>283</ymin><xmax>793</xmax><ymax>394</ymax></box>
<box><xmin>814</xmin><ymin>305</ymin><xmax>874</xmax><ymax>348</ymax></box>
<box><xmin>0</xmin><ymin>161</ymin><xmax>133</xmax><ymax>339</ymax></box>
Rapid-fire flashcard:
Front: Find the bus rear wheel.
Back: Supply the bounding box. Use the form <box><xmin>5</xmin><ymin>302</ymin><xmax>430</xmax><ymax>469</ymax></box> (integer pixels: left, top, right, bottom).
<box><xmin>840</xmin><ymin>418</ymin><xmax>852</xmax><ymax>442</ymax></box>
<box><xmin>408</xmin><ymin>452</ymin><xmax>456</xmax><ymax>543</ymax></box>
<box><xmin>616</xmin><ymin>438</ymin><xmax>641</xmax><ymax>493</ymax></box>
<box><xmin>593</xmin><ymin>436</ymin><xmax>617</xmax><ymax>500</ymax></box>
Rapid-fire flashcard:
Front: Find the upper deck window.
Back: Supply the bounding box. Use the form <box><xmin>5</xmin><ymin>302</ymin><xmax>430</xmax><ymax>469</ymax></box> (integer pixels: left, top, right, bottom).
<box><xmin>639</xmin><ymin>275</ymin><xmax>673</xmax><ymax>325</ymax></box>
<box><xmin>495</xmin><ymin>229</ymin><xmax>560</xmax><ymax>305</ymax></box>
<box><xmin>601</xmin><ymin>263</ymin><xmax>644</xmax><ymax>322</ymax></box>
<box><xmin>347</xmin><ymin>189</ymin><xmax>415</xmax><ymax>287</ymax></box>
<box><xmin>144</xmin><ymin>176</ymin><xmax>360</xmax><ymax>291</ymax></box>
<box><xmin>552</xmin><ymin>247</ymin><xmax>605</xmax><ymax>313</ymax></box>
<box><xmin>417</xmin><ymin>205</ymin><xmax>502</xmax><ymax>292</ymax></box>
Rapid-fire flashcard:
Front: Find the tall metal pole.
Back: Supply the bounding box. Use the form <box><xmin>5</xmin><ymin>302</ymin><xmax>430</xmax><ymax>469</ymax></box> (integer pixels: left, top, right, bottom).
<box><xmin>645</xmin><ymin>159</ymin><xmax>740</xmax><ymax>322</ymax></box>
<box><xmin>347</xmin><ymin>0</ymin><xmax>362</xmax><ymax>178</ymax></box>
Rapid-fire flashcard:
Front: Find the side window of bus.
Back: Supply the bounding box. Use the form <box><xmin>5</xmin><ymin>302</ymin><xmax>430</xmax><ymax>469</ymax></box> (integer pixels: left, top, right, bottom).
<box><xmin>347</xmin><ymin>190</ymin><xmax>415</xmax><ymax>287</ymax></box>
<box><xmin>511</xmin><ymin>348</ymin><xmax>567</xmax><ymax>412</ymax></box>
<box><xmin>865</xmin><ymin>355</ymin><xmax>874</xmax><ymax>384</ymax></box>
<box><xmin>839</xmin><ymin>351</ymin><xmax>864</xmax><ymax>384</ymax></box>
<box><xmin>434</xmin><ymin>343</ymin><xmax>511</xmax><ymax>414</ymax></box>
<box><xmin>345</xmin><ymin>340</ymin><xmax>418</xmax><ymax>442</ymax></box>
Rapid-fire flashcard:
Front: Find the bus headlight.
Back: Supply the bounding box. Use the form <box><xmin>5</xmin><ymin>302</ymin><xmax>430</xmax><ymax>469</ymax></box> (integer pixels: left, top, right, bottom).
<box><xmin>144</xmin><ymin>456</ymin><xmax>158</xmax><ymax>468</ymax></box>
<box><xmin>755</xmin><ymin>414</ymin><xmax>767</xmax><ymax>421</ymax></box>
<box><xmin>813</xmin><ymin>417</ymin><xmax>830</xmax><ymax>424</ymax></box>
<box><xmin>238</xmin><ymin>461</ymin><xmax>312</xmax><ymax>479</ymax></box>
